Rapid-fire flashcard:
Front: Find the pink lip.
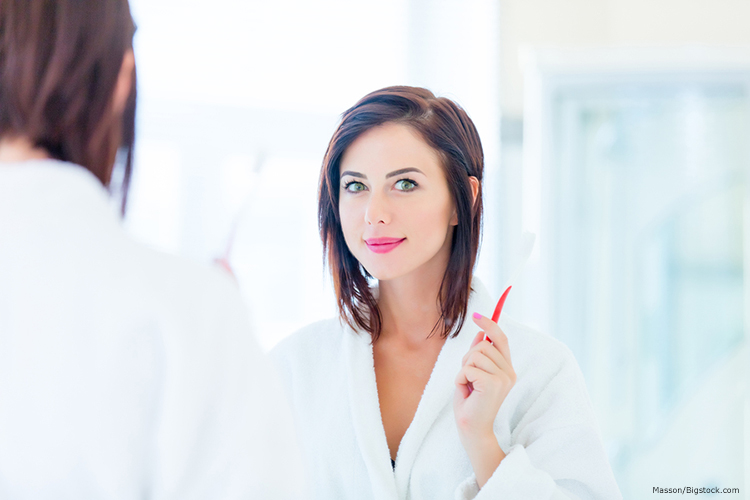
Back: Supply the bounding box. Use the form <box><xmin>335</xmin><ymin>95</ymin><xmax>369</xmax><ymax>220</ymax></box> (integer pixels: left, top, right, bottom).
<box><xmin>365</xmin><ymin>237</ymin><xmax>405</xmax><ymax>254</ymax></box>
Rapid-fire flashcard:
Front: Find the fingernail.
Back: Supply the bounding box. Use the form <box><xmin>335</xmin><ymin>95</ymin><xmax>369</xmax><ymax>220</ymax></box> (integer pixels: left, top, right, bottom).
<box><xmin>472</xmin><ymin>312</ymin><xmax>482</xmax><ymax>320</ymax></box>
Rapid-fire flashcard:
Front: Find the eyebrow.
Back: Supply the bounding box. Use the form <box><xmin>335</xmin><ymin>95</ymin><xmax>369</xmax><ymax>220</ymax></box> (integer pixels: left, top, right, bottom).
<box><xmin>340</xmin><ymin>167</ymin><xmax>425</xmax><ymax>180</ymax></box>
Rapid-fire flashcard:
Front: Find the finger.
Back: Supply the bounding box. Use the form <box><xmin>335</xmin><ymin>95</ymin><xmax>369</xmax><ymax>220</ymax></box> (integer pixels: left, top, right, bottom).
<box><xmin>455</xmin><ymin>365</ymin><xmax>492</xmax><ymax>392</ymax></box>
<box><xmin>475</xmin><ymin>341</ymin><xmax>512</xmax><ymax>375</ymax></box>
<box><xmin>465</xmin><ymin>350</ymin><xmax>502</xmax><ymax>376</ymax></box>
<box><xmin>457</xmin><ymin>364</ymin><xmax>516</xmax><ymax>397</ymax></box>
<box><xmin>471</xmin><ymin>313</ymin><xmax>511</xmax><ymax>364</ymax></box>
<box><xmin>462</xmin><ymin>331</ymin><xmax>487</xmax><ymax>366</ymax></box>
<box><xmin>462</xmin><ymin>340</ymin><xmax>506</xmax><ymax>373</ymax></box>
<box><xmin>467</xmin><ymin>346</ymin><xmax>515</xmax><ymax>385</ymax></box>
<box><xmin>455</xmin><ymin>378</ymin><xmax>471</xmax><ymax>398</ymax></box>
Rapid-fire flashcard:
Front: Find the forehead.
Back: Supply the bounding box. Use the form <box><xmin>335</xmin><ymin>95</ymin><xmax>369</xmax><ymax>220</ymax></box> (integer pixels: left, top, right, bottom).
<box><xmin>339</xmin><ymin>122</ymin><xmax>442</xmax><ymax>175</ymax></box>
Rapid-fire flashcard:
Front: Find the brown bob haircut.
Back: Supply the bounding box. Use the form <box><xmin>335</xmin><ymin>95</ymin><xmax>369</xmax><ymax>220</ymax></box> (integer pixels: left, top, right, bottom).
<box><xmin>0</xmin><ymin>0</ymin><xmax>137</xmax><ymax>214</ymax></box>
<box><xmin>319</xmin><ymin>86</ymin><xmax>484</xmax><ymax>341</ymax></box>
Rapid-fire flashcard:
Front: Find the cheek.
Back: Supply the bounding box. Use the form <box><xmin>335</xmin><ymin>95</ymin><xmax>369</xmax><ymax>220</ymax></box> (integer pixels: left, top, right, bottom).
<box><xmin>408</xmin><ymin>195</ymin><xmax>454</xmax><ymax>237</ymax></box>
<box><xmin>338</xmin><ymin>198</ymin><xmax>362</xmax><ymax>243</ymax></box>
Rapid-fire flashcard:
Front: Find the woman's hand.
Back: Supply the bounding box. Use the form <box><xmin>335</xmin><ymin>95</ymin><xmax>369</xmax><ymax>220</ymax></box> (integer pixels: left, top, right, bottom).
<box><xmin>214</xmin><ymin>257</ymin><xmax>238</xmax><ymax>283</ymax></box>
<box><xmin>453</xmin><ymin>312</ymin><xmax>516</xmax><ymax>487</ymax></box>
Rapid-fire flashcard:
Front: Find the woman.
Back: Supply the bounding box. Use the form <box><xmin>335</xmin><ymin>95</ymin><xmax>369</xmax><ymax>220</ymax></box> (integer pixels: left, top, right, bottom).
<box><xmin>271</xmin><ymin>86</ymin><xmax>622</xmax><ymax>499</ymax></box>
<box><xmin>0</xmin><ymin>1</ymin><xmax>303</xmax><ymax>498</ymax></box>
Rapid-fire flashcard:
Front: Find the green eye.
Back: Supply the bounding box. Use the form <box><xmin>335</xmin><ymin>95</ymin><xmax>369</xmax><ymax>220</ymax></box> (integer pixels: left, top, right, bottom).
<box><xmin>344</xmin><ymin>181</ymin><xmax>366</xmax><ymax>192</ymax></box>
<box><xmin>395</xmin><ymin>179</ymin><xmax>417</xmax><ymax>191</ymax></box>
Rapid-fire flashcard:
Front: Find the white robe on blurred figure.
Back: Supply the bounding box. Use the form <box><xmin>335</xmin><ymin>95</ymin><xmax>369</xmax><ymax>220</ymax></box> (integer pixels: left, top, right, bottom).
<box><xmin>271</xmin><ymin>278</ymin><xmax>623</xmax><ymax>500</ymax></box>
<box><xmin>0</xmin><ymin>159</ymin><xmax>306</xmax><ymax>500</ymax></box>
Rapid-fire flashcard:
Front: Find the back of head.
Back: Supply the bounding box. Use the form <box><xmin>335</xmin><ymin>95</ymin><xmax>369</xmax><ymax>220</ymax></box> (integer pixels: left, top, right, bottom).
<box><xmin>0</xmin><ymin>0</ymin><xmax>137</xmax><ymax>212</ymax></box>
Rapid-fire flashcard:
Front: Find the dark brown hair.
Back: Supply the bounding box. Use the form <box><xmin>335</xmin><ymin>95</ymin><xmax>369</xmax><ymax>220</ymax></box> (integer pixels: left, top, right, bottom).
<box><xmin>319</xmin><ymin>86</ymin><xmax>484</xmax><ymax>341</ymax></box>
<box><xmin>0</xmin><ymin>0</ymin><xmax>137</xmax><ymax>214</ymax></box>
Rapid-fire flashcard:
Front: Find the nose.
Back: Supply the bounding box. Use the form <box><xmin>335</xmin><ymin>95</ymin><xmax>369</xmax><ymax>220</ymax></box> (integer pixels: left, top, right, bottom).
<box><xmin>364</xmin><ymin>191</ymin><xmax>390</xmax><ymax>226</ymax></box>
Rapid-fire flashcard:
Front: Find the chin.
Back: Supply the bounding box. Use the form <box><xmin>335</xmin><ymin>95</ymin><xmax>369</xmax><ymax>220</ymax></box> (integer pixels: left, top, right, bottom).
<box><xmin>359</xmin><ymin>263</ymin><xmax>401</xmax><ymax>282</ymax></box>
<box><xmin>359</xmin><ymin>257</ymin><xmax>427</xmax><ymax>283</ymax></box>
<box><xmin>354</xmin><ymin>255</ymin><xmax>407</xmax><ymax>281</ymax></box>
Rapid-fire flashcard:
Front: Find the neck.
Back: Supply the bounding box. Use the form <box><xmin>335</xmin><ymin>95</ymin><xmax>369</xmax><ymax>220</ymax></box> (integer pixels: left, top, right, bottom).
<box><xmin>0</xmin><ymin>136</ymin><xmax>50</xmax><ymax>163</ymax></box>
<box><xmin>377</xmin><ymin>252</ymin><xmax>451</xmax><ymax>347</ymax></box>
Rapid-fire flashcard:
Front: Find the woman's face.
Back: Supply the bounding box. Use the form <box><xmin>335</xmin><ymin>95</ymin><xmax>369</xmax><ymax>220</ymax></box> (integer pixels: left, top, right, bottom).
<box><xmin>338</xmin><ymin>122</ymin><xmax>457</xmax><ymax>282</ymax></box>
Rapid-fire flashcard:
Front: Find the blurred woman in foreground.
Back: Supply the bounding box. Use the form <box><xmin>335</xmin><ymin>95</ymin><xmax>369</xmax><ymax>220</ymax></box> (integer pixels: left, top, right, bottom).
<box><xmin>0</xmin><ymin>1</ymin><xmax>304</xmax><ymax>498</ymax></box>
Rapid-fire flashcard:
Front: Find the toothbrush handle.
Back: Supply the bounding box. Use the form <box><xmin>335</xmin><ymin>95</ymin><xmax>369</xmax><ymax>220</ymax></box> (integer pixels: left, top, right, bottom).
<box><xmin>491</xmin><ymin>285</ymin><xmax>512</xmax><ymax>323</ymax></box>
<box><xmin>469</xmin><ymin>286</ymin><xmax>513</xmax><ymax>394</ymax></box>
<box><xmin>482</xmin><ymin>285</ymin><xmax>512</xmax><ymax>343</ymax></box>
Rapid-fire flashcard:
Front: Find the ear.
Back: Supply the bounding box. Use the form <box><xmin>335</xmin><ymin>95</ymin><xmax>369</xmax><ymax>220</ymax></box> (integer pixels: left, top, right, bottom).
<box><xmin>112</xmin><ymin>50</ymin><xmax>135</xmax><ymax>116</ymax></box>
<box><xmin>468</xmin><ymin>176</ymin><xmax>479</xmax><ymax>207</ymax></box>
<box><xmin>450</xmin><ymin>176</ymin><xmax>480</xmax><ymax>226</ymax></box>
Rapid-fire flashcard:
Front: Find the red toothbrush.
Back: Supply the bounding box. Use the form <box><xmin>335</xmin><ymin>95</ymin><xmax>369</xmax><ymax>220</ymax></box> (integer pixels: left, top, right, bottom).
<box><xmin>480</xmin><ymin>286</ymin><xmax>512</xmax><ymax>344</ymax></box>
<box><xmin>467</xmin><ymin>233</ymin><xmax>535</xmax><ymax>394</ymax></box>
<box><xmin>491</xmin><ymin>285</ymin><xmax>512</xmax><ymax>323</ymax></box>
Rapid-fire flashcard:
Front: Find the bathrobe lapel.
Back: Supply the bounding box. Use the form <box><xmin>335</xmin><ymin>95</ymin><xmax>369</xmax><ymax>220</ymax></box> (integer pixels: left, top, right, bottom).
<box><xmin>343</xmin><ymin>280</ymin><xmax>495</xmax><ymax>500</ymax></box>
<box><xmin>343</xmin><ymin>325</ymin><xmax>399</xmax><ymax>500</ymax></box>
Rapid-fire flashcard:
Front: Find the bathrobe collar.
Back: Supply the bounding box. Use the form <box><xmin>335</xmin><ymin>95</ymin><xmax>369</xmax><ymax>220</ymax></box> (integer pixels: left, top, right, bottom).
<box><xmin>342</xmin><ymin>278</ymin><xmax>496</xmax><ymax>499</ymax></box>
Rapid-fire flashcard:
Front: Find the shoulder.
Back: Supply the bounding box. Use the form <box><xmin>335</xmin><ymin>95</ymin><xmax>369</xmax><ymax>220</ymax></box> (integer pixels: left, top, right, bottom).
<box><xmin>269</xmin><ymin>317</ymin><xmax>351</xmax><ymax>403</ymax></box>
<box><xmin>498</xmin><ymin>316</ymin><xmax>587</xmax><ymax>400</ymax></box>
<box><xmin>498</xmin><ymin>316</ymin><xmax>595</xmax><ymax>427</ymax></box>
<box><xmin>499</xmin><ymin>315</ymin><xmax>578</xmax><ymax>372</ymax></box>
<box><xmin>270</xmin><ymin>317</ymin><xmax>346</xmax><ymax>367</ymax></box>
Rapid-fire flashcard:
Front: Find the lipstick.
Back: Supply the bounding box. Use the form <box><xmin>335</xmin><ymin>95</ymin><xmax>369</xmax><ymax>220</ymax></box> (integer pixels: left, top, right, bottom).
<box><xmin>365</xmin><ymin>237</ymin><xmax>405</xmax><ymax>254</ymax></box>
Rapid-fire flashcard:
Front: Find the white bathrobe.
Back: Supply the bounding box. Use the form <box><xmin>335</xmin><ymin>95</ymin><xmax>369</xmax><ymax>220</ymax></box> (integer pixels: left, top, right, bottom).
<box><xmin>271</xmin><ymin>278</ymin><xmax>622</xmax><ymax>500</ymax></box>
<box><xmin>0</xmin><ymin>160</ymin><xmax>305</xmax><ymax>499</ymax></box>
